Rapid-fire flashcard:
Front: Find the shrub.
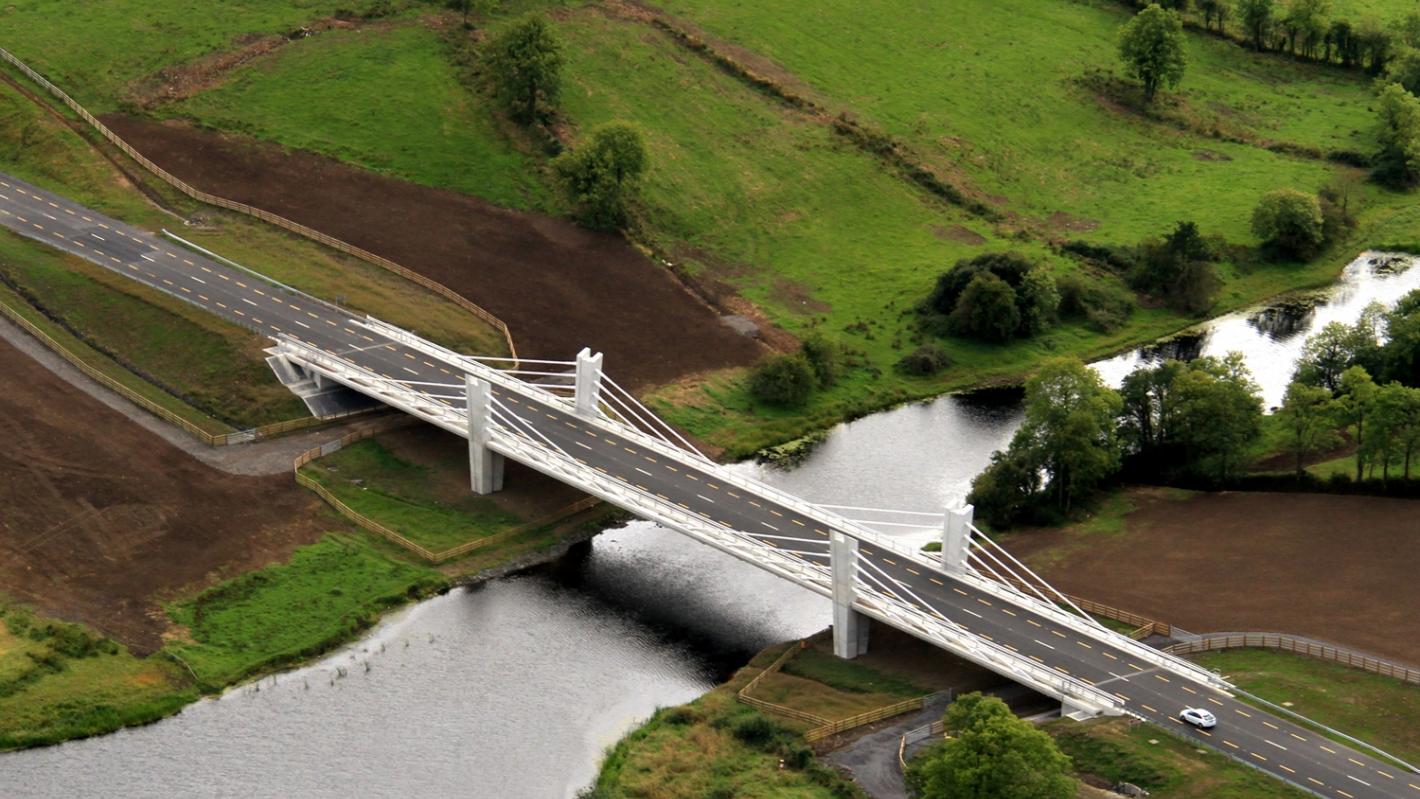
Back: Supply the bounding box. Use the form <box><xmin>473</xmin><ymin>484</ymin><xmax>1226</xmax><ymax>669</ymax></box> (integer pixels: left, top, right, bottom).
<box><xmin>482</xmin><ymin>15</ymin><xmax>562</xmax><ymax>124</ymax></box>
<box><xmin>896</xmin><ymin>344</ymin><xmax>952</xmax><ymax>376</ymax></box>
<box><xmin>1375</xmin><ymin>82</ymin><xmax>1420</xmax><ymax>188</ymax></box>
<box><xmin>1058</xmin><ymin>274</ymin><xmax>1134</xmax><ymax>333</ymax></box>
<box><xmin>731</xmin><ymin>714</ymin><xmax>781</xmax><ymax>748</ymax></box>
<box><xmin>749</xmin><ymin>355</ymin><xmax>816</xmax><ymax>406</ymax></box>
<box><xmin>927</xmin><ymin>252</ymin><xmax>1034</xmax><ymax>316</ymax></box>
<box><xmin>783</xmin><ymin>742</ymin><xmax>815</xmax><ymax>769</ymax></box>
<box><xmin>801</xmin><ymin>334</ymin><xmax>843</xmax><ymax>388</ymax></box>
<box><xmin>1251</xmin><ymin>188</ymin><xmax>1325</xmax><ymax>259</ymax></box>
<box><xmin>663</xmin><ymin>706</ymin><xmax>699</xmax><ymax>726</ymax></box>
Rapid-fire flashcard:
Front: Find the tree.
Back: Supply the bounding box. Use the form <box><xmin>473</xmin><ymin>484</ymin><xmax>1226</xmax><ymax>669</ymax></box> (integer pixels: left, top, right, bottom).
<box><xmin>928</xmin><ymin>252</ymin><xmax>1035</xmax><ymax>316</ymax></box>
<box><xmin>1171</xmin><ymin>354</ymin><xmax>1264</xmax><ymax>480</ymax></box>
<box><xmin>1294</xmin><ymin>317</ymin><xmax>1383</xmax><ymax>392</ymax></box>
<box><xmin>800</xmin><ymin>334</ymin><xmax>844</xmax><ymax>388</ymax></box>
<box><xmin>1251</xmin><ymin>188</ymin><xmax>1325</xmax><ymax>260</ymax></box>
<box><xmin>1118</xmin><ymin>4</ymin><xmax>1188</xmax><ymax>103</ymax></box>
<box><xmin>1365</xmin><ymin>382</ymin><xmax>1418</xmax><ymax>480</ymax></box>
<box><xmin>1198</xmin><ymin>0</ymin><xmax>1229</xmax><ymax>31</ymax></box>
<box><xmin>1119</xmin><ymin>359</ymin><xmax>1185</xmax><ymax>453</ymax></box>
<box><xmin>1133</xmin><ymin>221</ymin><xmax>1220</xmax><ymax>314</ymax></box>
<box><xmin>449</xmin><ymin>0</ymin><xmax>499</xmax><ymax>27</ymax></box>
<box><xmin>748</xmin><ymin>354</ymin><xmax>815</xmax><ymax>406</ymax></box>
<box><xmin>908</xmin><ymin>693</ymin><xmax>1076</xmax><ymax>799</ymax></box>
<box><xmin>1375</xmin><ymin>82</ymin><xmax>1420</xmax><ymax>188</ymax></box>
<box><xmin>1016</xmin><ymin>359</ymin><xmax>1123</xmax><ymax>513</ymax></box>
<box><xmin>482</xmin><ymin>14</ymin><xmax>562</xmax><ymax>124</ymax></box>
<box><xmin>1337</xmin><ymin>365</ymin><xmax>1379</xmax><ymax>480</ymax></box>
<box><xmin>968</xmin><ymin>448</ymin><xmax>1043</xmax><ymax>528</ymax></box>
<box><xmin>1356</xmin><ymin>18</ymin><xmax>1395</xmax><ymax>75</ymax></box>
<box><xmin>950</xmin><ymin>272</ymin><xmax>1022</xmax><ymax>343</ymax></box>
<box><xmin>1328</xmin><ymin>18</ymin><xmax>1358</xmax><ymax>65</ymax></box>
<box><xmin>1238</xmin><ymin>0</ymin><xmax>1275</xmax><ymax>50</ymax></box>
<box><xmin>1019</xmin><ymin>268</ymin><xmax>1061</xmax><ymax>336</ymax></box>
<box><xmin>554</xmin><ymin>122</ymin><xmax>648</xmax><ymax>230</ymax></box>
<box><xmin>1276</xmin><ymin>381</ymin><xmax>1339</xmax><ymax>475</ymax></box>
<box><xmin>1388</xmin><ymin>47</ymin><xmax>1420</xmax><ymax>95</ymax></box>
<box><xmin>1282</xmin><ymin>0</ymin><xmax>1330</xmax><ymax>56</ymax></box>
<box><xmin>1381</xmin><ymin>290</ymin><xmax>1420</xmax><ymax>386</ymax></box>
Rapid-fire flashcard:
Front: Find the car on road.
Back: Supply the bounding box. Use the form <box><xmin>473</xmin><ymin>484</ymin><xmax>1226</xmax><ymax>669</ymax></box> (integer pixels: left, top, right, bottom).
<box><xmin>1179</xmin><ymin>707</ymin><xmax>1217</xmax><ymax>729</ymax></box>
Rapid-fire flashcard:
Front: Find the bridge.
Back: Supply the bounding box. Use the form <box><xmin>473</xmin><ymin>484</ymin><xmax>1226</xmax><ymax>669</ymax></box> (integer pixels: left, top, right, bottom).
<box><xmin>2</xmin><ymin>171</ymin><xmax>1417</xmax><ymax>798</ymax></box>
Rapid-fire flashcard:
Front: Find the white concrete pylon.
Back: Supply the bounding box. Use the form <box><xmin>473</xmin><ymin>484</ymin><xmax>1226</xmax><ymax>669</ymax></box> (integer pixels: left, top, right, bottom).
<box><xmin>574</xmin><ymin>348</ymin><xmax>604</xmax><ymax>418</ymax></box>
<box><xmin>465</xmin><ymin>374</ymin><xmax>505</xmax><ymax>494</ymax></box>
<box><xmin>830</xmin><ymin>531</ymin><xmax>870</xmax><ymax>659</ymax></box>
<box><xmin>940</xmin><ymin>503</ymin><xmax>974</xmax><ymax>572</ymax></box>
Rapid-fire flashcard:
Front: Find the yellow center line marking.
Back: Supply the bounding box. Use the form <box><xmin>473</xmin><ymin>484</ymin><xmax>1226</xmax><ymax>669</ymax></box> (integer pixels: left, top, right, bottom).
<box><xmin>1279</xmin><ymin>764</ymin><xmax>1296</xmax><ymax>774</ymax></box>
<box><xmin>180</xmin><ymin>286</ymin><xmax>191</xmax><ymax>294</ymax></box>
<box><xmin>1309</xmin><ymin>777</ymin><xmax>1326</xmax><ymax>787</ymax></box>
<box><xmin>1180</xmin><ymin>685</ymin><xmax>1196</xmax><ymax>694</ymax></box>
<box><xmin>1207</xmin><ymin>697</ymin><xmax>1223</xmax><ymax>706</ymax></box>
<box><xmin>1029</xmin><ymin>655</ymin><xmax>1044</xmax><ymax>663</ymax></box>
<box><xmin>1051</xmin><ymin>630</ymin><xmax>1068</xmax><ymax>639</ymax></box>
<box><xmin>953</xmin><ymin>588</ymin><xmax>968</xmax><ymax>596</ymax></box>
<box><xmin>977</xmin><ymin>598</ymin><xmax>991</xmax><ymax>607</ymax></box>
<box><xmin>1222</xmin><ymin>740</ymin><xmax>1239</xmax><ymax>749</ymax></box>
<box><xmin>1154</xmin><ymin>674</ymin><xmax>1170</xmax><ymax>683</ymax></box>
<box><xmin>792</xmin><ymin>519</ymin><xmax>806</xmax><ymax>526</ymax></box>
<box><xmin>254</xmin><ymin>288</ymin><xmax>265</xmax><ymax>296</ymax></box>
<box><xmin>1349</xmin><ymin>758</ymin><xmax>1365</xmax><ymax>767</ymax></box>
<box><xmin>686</xmin><ymin>473</ymin><xmax>699</xmax><ymax>481</ymax></box>
<box><xmin>289</xmin><ymin>304</ymin><xmax>300</xmax><ymax>311</ymax></box>
<box><xmin>1320</xmin><ymin>745</ymin><xmax>1338</xmax><ymax>754</ymax></box>
<box><xmin>1128</xmin><ymin>663</ymin><xmax>1144</xmax><ymax>671</ymax></box>
<box><xmin>1263</xmin><ymin>721</ymin><xmax>1278</xmax><ymax>730</ymax></box>
<box><xmin>1113</xmin><ymin>692</ymin><xmax>1130</xmax><ymax>701</ymax></box>
<box><xmin>905</xmin><ymin>567</ymin><xmax>920</xmax><ymax>576</ymax></box>
<box><xmin>1378</xmin><ymin>771</ymin><xmax>1394</xmax><ymax>780</ymax></box>
<box><xmin>1027</xmin><ymin>619</ymin><xmax>1042</xmax><ymax>628</ymax></box>
<box><xmin>882</xmin><ymin>557</ymin><xmax>897</xmax><ymax>566</ymax></box>
<box><xmin>1290</xmin><ymin>733</ymin><xmax>1306</xmax><ymax>742</ymax></box>
<box><xmin>1102</xmin><ymin>651</ymin><xmax>1117</xmax><ymax>659</ymax></box>
<box><xmin>929</xmin><ymin>577</ymin><xmax>944</xmax><ymax>586</ymax></box>
<box><xmin>666</xmin><ymin>465</ymin><xmax>678</xmax><ymax>472</ymax></box>
<box><xmin>1139</xmin><ymin>703</ymin><xmax>1156</xmax><ymax>713</ymax></box>
<box><xmin>197</xmin><ymin>294</ymin><xmax>208</xmax><ymax>301</ymax></box>
<box><xmin>1249</xmin><ymin>752</ymin><xmax>1267</xmax><ymax>762</ymax></box>
<box><xmin>1075</xmin><ymin>640</ymin><xmax>1091</xmax><ymax>649</ymax></box>
<box><xmin>1235</xmin><ymin>709</ymin><xmax>1252</xmax><ymax>718</ymax></box>
<box><xmin>769</xmin><ymin>509</ymin><xmax>782</xmax><ymax>517</ymax></box>
<box><xmin>1337</xmin><ymin>790</ymin><xmax>1354</xmax><ymax>799</ymax></box>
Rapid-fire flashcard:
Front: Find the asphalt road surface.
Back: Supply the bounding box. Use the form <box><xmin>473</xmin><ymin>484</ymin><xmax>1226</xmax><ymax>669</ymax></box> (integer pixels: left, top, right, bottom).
<box><xmin>2</xmin><ymin>172</ymin><xmax>1415</xmax><ymax>799</ymax></box>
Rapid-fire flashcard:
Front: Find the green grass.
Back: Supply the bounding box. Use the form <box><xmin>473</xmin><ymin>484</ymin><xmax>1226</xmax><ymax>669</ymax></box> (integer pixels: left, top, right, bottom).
<box><xmin>300</xmin><ymin>439</ymin><xmax>526</xmax><ymax>552</ymax></box>
<box><xmin>165</xmin><ymin>534</ymin><xmax>445</xmax><ymax>688</ymax></box>
<box><xmin>781</xmin><ymin>647</ymin><xmax>928</xmax><ymax>699</ymax></box>
<box><xmin>0</xmin><ymin>603</ymin><xmax>198</xmax><ymax>751</ymax></box>
<box><xmin>1050</xmin><ymin>717</ymin><xmax>1312</xmax><ymax>798</ymax></box>
<box><xmin>1193</xmin><ymin>648</ymin><xmax>1420</xmax><ymax>765</ymax></box>
<box><xmin>171</xmin><ymin>22</ymin><xmax>551</xmax><ymax>210</ymax></box>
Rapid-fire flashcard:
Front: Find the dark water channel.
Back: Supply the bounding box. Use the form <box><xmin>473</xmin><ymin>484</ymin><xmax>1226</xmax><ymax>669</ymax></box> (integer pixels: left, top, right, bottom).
<box><xmin>3</xmin><ymin>253</ymin><xmax>1416</xmax><ymax>798</ymax></box>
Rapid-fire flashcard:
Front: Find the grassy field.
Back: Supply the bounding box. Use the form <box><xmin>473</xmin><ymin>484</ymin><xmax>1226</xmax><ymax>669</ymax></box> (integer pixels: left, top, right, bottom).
<box><xmin>1050</xmin><ymin>717</ymin><xmax>1312</xmax><ymax>798</ymax></box>
<box><xmin>299</xmin><ymin>439</ymin><xmax>527</xmax><ymax>553</ymax></box>
<box><xmin>1193</xmin><ymin>648</ymin><xmax>1420</xmax><ymax>765</ymax></box>
<box><xmin>172</xmin><ymin>21</ymin><xmax>551</xmax><ymax>210</ymax></box>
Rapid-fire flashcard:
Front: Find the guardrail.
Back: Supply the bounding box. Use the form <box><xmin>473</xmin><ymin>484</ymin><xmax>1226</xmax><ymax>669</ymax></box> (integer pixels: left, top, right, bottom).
<box><xmin>0</xmin><ymin>292</ymin><xmax>371</xmax><ymax>445</ymax></box>
<box><xmin>0</xmin><ymin>45</ymin><xmax>519</xmax><ymax>367</ymax></box>
<box><xmin>293</xmin><ymin>424</ymin><xmax>603</xmax><ymax>563</ymax></box>
<box><xmin>1166</xmin><ymin>632</ymin><xmax>1420</xmax><ymax>685</ymax></box>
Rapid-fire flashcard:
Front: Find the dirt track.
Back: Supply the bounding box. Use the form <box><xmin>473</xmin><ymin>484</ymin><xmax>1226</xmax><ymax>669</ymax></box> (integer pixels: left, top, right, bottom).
<box><xmin>100</xmin><ymin>115</ymin><xmax>765</xmax><ymax>389</ymax></box>
<box><xmin>1007</xmin><ymin>489</ymin><xmax>1420</xmax><ymax>665</ymax></box>
<box><xmin>0</xmin><ymin>335</ymin><xmax>328</xmax><ymax>655</ymax></box>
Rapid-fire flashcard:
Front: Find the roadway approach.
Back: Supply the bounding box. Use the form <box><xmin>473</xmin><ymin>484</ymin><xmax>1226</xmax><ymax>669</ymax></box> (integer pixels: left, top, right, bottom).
<box><xmin>2</xmin><ymin>171</ymin><xmax>1417</xmax><ymax>799</ymax></box>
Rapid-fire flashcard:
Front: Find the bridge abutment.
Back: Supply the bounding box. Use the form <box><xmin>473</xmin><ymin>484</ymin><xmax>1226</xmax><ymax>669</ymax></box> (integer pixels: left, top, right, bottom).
<box><xmin>830</xmin><ymin>531</ymin><xmax>871</xmax><ymax>659</ymax></box>
<box><xmin>465</xmin><ymin>375</ymin><xmax>505</xmax><ymax>495</ymax></box>
<box><xmin>574</xmin><ymin>348</ymin><xmax>603</xmax><ymax>417</ymax></box>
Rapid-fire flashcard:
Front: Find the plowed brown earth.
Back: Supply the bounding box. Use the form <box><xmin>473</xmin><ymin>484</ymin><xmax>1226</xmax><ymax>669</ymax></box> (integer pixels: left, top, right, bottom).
<box><xmin>1006</xmin><ymin>489</ymin><xmax>1420</xmax><ymax>664</ymax></box>
<box><xmin>0</xmin><ymin>336</ymin><xmax>327</xmax><ymax>655</ymax></box>
<box><xmin>100</xmin><ymin>115</ymin><xmax>765</xmax><ymax>388</ymax></box>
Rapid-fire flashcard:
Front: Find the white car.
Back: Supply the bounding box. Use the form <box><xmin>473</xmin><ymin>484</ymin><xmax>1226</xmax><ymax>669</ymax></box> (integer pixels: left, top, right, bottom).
<box><xmin>1180</xmin><ymin>707</ymin><xmax>1217</xmax><ymax>729</ymax></box>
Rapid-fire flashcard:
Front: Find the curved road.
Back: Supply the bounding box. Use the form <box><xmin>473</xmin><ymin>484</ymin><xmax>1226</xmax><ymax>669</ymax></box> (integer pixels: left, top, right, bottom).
<box><xmin>1</xmin><ymin>172</ymin><xmax>1415</xmax><ymax>799</ymax></box>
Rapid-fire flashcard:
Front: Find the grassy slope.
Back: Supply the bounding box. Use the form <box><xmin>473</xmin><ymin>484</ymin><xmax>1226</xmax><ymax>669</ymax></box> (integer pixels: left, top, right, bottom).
<box><xmin>1194</xmin><ymin>648</ymin><xmax>1420</xmax><ymax>764</ymax></box>
<box><xmin>173</xmin><ymin>21</ymin><xmax>551</xmax><ymax>210</ymax></box>
<box><xmin>299</xmin><ymin>439</ymin><xmax>524</xmax><ymax>552</ymax></box>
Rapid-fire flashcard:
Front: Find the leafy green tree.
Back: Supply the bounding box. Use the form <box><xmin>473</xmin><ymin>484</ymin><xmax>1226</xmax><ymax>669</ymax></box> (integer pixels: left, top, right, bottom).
<box><xmin>1017</xmin><ymin>359</ymin><xmax>1123</xmax><ymax>513</ymax></box>
<box><xmin>748</xmin><ymin>354</ymin><xmax>815</xmax><ymax>406</ymax></box>
<box><xmin>1198</xmin><ymin>0</ymin><xmax>1229</xmax><ymax>31</ymax></box>
<box><xmin>1238</xmin><ymin>0</ymin><xmax>1275</xmax><ymax>50</ymax></box>
<box><xmin>554</xmin><ymin>122</ymin><xmax>648</xmax><ymax>230</ymax></box>
<box><xmin>908</xmin><ymin>693</ymin><xmax>1076</xmax><ymax>799</ymax></box>
<box><xmin>1251</xmin><ymin>188</ymin><xmax>1325</xmax><ymax>260</ymax></box>
<box><xmin>1276</xmin><ymin>381</ymin><xmax>1339</xmax><ymax>476</ymax></box>
<box><xmin>1364</xmin><ymin>382</ymin><xmax>1419</xmax><ymax>480</ymax></box>
<box><xmin>800</xmin><ymin>333</ymin><xmax>844</xmax><ymax>388</ymax></box>
<box><xmin>1356</xmin><ymin>18</ymin><xmax>1395</xmax><ymax>75</ymax></box>
<box><xmin>1381</xmin><ymin>290</ymin><xmax>1420</xmax><ymax>386</ymax></box>
<box><xmin>1293</xmin><ymin>316</ymin><xmax>1383</xmax><ymax>392</ymax></box>
<box><xmin>950</xmin><ymin>272</ymin><xmax>1022</xmax><ymax>343</ymax></box>
<box><xmin>1328</xmin><ymin>18</ymin><xmax>1359</xmax><ymax>65</ymax></box>
<box><xmin>1388</xmin><ymin>48</ymin><xmax>1420</xmax><ymax>95</ymax></box>
<box><xmin>927</xmin><ymin>252</ymin><xmax>1034</xmax><ymax>316</ymax></box>
<box><xmin>1375</xmin><ymin>82</ymin><xmax>1420</xmax><ymax>188</ymax></box>
<box><xmin>1119</xmin><ymin>359</ymin><xmax>1185</xmax><ymax>453</ymax></box>
<box><xmin>1172</xmin><ymin>354</ymin><xmax>1264</xmax><ymax>480</ymax></box>
<box><xmin>1118</xmin><ymin>4</ymin><xmax>1188</xmax><ymax>102</ymax></box>
<box><xmin>1133</xmin><ymin>221</ymin><xmax>1220</xmax><ymax>314</ymax></box>
<box><xmin>1282</xmin><ymin>0</ymin><xmax>1330</xmax><ymax>56</ymax></box>
<box><xmin>482</xmin><ymin>14</ymin><xmax>562</xmax><ymax>124</ymax></box>
<box><xmin>1019</xmin><ymin>268</ymin><xmax>1061</xmax><ymax>336</ymax></box>
<box><xmin>1337</xmin><ymin>366</ymin><xmax>1379</xmax><ymax>480</ymax></box>
<box><xmin>968</xmin><ymin>448</ymin><xmax>1043</xmax><ymax>528</ymax></box>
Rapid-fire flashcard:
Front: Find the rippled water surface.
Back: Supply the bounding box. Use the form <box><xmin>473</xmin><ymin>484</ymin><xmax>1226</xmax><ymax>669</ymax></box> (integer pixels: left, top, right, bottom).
<box><xmin>4</xmin><ymin>253</ymin><xmax>1414</xmax><ymax>798</ymax></box>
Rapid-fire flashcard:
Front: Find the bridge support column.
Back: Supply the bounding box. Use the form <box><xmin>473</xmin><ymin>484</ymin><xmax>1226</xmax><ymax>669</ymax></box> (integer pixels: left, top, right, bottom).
<box><xmin>1061</xmin><ymin>696</ymin><xmax>1106</xmax><ymax>721</ymax></box>
<box><xmin>939</xmin><ymin>503</ymin><xmax>973</xmax><ymax>572</ymax></box>
<box><xmin>465</xmin><ymin>374</ymin><xmax>504</xmax><ymax>495</ymax></box>
<box><xmin>574</xmin><ymin>348</ymin><xmax>604</xmax><ymax>418</ymax></box>
<box><xmin>830</xmin><ymin>531</ymin><xmax>870</xmax><ymax>659</ymax></box>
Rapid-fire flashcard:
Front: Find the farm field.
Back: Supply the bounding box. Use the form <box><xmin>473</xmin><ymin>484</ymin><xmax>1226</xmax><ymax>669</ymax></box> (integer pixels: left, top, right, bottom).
<box><xmin>1006</xmin><ymin>488</ymin><xmax>1420</xmax><ymax>664</ymax></box>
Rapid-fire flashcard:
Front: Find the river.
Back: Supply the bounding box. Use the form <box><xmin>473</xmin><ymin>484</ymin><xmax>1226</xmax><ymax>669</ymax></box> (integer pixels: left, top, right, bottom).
<box><xmin>4</xmin><ymin>252</ymin><xmax>1416</xmax><ymax>798</ymax></box>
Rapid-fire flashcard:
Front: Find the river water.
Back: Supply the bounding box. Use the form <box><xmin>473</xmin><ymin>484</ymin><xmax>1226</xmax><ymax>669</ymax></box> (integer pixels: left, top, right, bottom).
<box><xmin>4</xmin><ymin>253</ymin><xmax>1416</xmax><ymax>798</ymax></box>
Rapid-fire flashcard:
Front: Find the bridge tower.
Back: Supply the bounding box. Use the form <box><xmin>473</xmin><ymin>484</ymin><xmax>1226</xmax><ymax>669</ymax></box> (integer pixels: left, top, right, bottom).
<box><xmin>830</xmin><ymin>531</ymin><xmax>871</xmax><ymax>659</ymax></box>
<box><xmin>574</xmin><ymin>348</ymin><xmax>603</xmax><ymax>417</ymax></box>
<box><xmin>939</xmin><ymin>503</ymin><xmax>973</xmax><ymax>572</ymax></box>
<box><xmin>465</xmin><ymin>374</ymin><xmax>505</xmax><ymax>494</ymax></box>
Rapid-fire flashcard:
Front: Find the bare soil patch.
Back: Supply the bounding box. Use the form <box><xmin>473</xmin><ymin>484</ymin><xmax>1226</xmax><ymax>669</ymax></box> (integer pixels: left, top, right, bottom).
<box><xmin>0</xmin><ymin>336</ymin><xmax>328</xmax><ymax>655</ymax></box>
<box><xmin>99</xmin><ymin>115</ymin><xmax>764</xmax><ymax>389</ymax></box>
<box><xmin>1047</xmin><ymin>210</ymin><xmax>1100</xmax><ymax>233</ymax></box>
<box><xmin>932</xmin><ymin>224</ymin><xmax>987</xmax><ymax>245</ymax></box>
<box><xmin>1006</xmin><ymin>490</ymin><xmax>1420</xmax><ymax>664</ymax></box>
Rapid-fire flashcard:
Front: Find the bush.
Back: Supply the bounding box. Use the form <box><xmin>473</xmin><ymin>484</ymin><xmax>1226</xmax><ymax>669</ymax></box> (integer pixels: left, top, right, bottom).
<box><xmin>927</xmin><ymin>252</ymin><xmax>1034</xmax><ymax>316</ymax></box>
<box><xmin>663</xmin><ymin>706</ymin><xmax>699</xmax><ymax>726</ymax></box>
<box><xmin>554</xmin><ymin>123</ymin><xmax>648</xmax><ymax>231</ymax></box>
<box><xmin>783</xmin><ymin>742</ymin><xmax>814</xmax><ymax>770</ymax></box>
<box><xmin>482</xmin><ymin>15</ymin><xmax>562</xmax><ymax>124</ymax></box>
<box><xmin>801</xmin><ymin>334</ymin><xmax>843</xmax><ymax>388</ymax></box>
<box><xmin>1251</xmin><ymin>188</ymin><xmax>1325</xmax><ymax>260</ymax></box>
<box><xmin>731</xmin><ymin>714</ymin><xmax>781</xmax><ymax>748</ymax></box>
<box><xmin>749</xmin><ymin>355</ymin><xmax>816</xmax><ymax>406</ymax></box>
<box><xmin>896</xmin><ymin>344</ymin><xmax>952</xmax><ymax>376</ymax></box>
<box><xmin>1058</xmin><ymin>273</ymin><xmax>1133</xmax><ymax>333</ymax></box>
<box><xmin>950</xmin><ymin>272</ymin><xmax>1020</xmax><ymax>342</ymax></box>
